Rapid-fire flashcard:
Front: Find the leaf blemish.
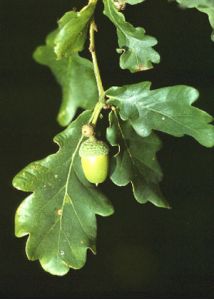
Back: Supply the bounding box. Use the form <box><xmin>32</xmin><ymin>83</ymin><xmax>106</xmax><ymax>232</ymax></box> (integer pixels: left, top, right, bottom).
<box><xmin>136</xmin><ymin>64</ymin><xmax>150</xmax><ymax>72</ymax></box>
<box><xmin>57</xmin><ymin>209</ymin><xmax>63</xmax><ymax>216</ymax></box>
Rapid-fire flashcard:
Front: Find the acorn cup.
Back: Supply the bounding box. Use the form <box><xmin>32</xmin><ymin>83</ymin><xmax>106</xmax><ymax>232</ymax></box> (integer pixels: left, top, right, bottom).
<box><xmin>79</xmin><ymin>136</ymin><xmax>109</xmax><ymax>185</ymax></box>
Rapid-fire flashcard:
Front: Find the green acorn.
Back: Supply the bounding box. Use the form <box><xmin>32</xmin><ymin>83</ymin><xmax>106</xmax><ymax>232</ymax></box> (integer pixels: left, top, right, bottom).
<box><xmin>79</xmin><ymin>136</ymin><xmax>109</xmax><ymax>185</ymax></box>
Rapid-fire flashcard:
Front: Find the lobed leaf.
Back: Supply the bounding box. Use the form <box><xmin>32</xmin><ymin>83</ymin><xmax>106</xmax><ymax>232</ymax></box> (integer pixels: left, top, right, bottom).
<box><xmin>175</xmin><ymin>0</ymin><xmax>214</xmax><ymax>41</ymax></box>
<box><xmin>33</xmin><ymin>31</ymin><xmax>98</xmax><ymax>127</ymax></box>
<box><xmin>106</xmin><ymin>82</ymin><xmax>214</xmax><ymax>147</ymax></box>
<box><xmin>107</xmin><ymin>111</ymin><xmax>169</xmax><ymax>208</ymax></box>
<box><xmin>13</xmin><ymin>111</ymin><xmax>114</xmax><ymax>276</ymax></box>
<box><xmin>103</xmin><ymin>0</ymin><xmax>160</xmax><ymax>72</ymax></box>
<box><xmin>54</xmin><ymin>0</ymin><xmax>97</xmax><ymax>59</ymax></box>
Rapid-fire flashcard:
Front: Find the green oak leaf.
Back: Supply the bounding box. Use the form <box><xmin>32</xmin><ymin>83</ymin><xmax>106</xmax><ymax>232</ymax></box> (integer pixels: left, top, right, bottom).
<box><xmin>54</xmin><ymin>0</ymin><xmax>96</xmax><ymax>59</ymax></box>
<box><xmin>103</xmin><ymin>0</ymin><xmax>160</xmax><ymax>72</ymax></box>
<box><xmin>106</xmin><ymin>82</ymin><xmax>214</xmax><ymax>148</ymax></box>
<box><xmin>33</xmin><ymin>31</ymin><xmax>98</xmax><ymax>127</ymax></box>
<box><xmin>107</xmin><ymin>111</ymin><xmax>169</xmax><ymax>208</ymax></box>
<box><xmin>13</xmin><ymin>111</ymin><xmax>114</xmax><ymax>276</ymax></box>
<box><xmin>175</xmin><ymin>0</ymin><xmax>214</xmax><ymax>40</ymax></box>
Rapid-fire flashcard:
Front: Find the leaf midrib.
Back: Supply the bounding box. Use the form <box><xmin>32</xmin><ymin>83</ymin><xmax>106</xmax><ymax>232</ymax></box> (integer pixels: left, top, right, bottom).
<box><xmin>57</xmin><ymin>135</ymin><xmax>85</xmax><ymax>257</ymax></box>
<box><xmin>109</xmin><ymin>92</ymin><xmax>201</xmax><ymax>136</ymax></box>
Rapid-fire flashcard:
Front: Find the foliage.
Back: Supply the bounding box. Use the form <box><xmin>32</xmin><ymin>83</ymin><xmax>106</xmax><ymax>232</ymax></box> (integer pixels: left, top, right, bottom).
<box><xmin>13</xmin><ymin>111</ymin><xmax>113</xmax><ymax>276</ymax></box>
<box><xmin>106</xmin><ymin>82</ymin><xmax>214</xmax><ymax>147</ymax></box>
<box><xmin>13</xmin><ymin>0</ymin><xmax>214</xmax><ymax>276</ymax></box>
<box><xmin>54</xmin><ymin>0</ymin><xmax>96</xmax><ymax>59</ymax></box>
<box><xmin>107</xmin><ymin>111</ymin><xmax>169</xmax><ymax>208</ymax></box>
<box><xmin>34</xmin><ymin>31</ymin><xmax>98</xmax><ymax>126</ymax></box>
<box><xmin>103</xmin><ymin>0</ymin><xmax>160</xmax><ymax>72</ymax></box>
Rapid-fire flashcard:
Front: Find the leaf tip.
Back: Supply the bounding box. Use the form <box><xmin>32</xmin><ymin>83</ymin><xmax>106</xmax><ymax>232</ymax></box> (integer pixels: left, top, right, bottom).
<box><xmin>40</xmin><ymin>257</ymin><xmax>70</xmax><ymax>277</ymax></box>
<box><xmin>12</xmin><ymin>174</ymin><xmax>25</xmax><ymax>191</ymax></box>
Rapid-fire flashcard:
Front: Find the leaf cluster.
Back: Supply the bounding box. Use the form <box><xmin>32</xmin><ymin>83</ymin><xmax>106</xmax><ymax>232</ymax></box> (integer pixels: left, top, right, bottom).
<box><xmin>13</xmin><ymin>0</ymin><xmax>214</xmax><ymax>275</ymax></box>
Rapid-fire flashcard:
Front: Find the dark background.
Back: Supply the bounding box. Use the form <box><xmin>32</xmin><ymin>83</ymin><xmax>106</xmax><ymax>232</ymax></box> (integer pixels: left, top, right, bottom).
<box><xmin>0</xmin><ymin>0</ymin><xmax>214</xmax><ymax>298</ymax></box>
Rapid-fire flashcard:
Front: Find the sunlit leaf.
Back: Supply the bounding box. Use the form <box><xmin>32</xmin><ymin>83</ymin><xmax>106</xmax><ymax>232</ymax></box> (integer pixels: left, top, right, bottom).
<box><xmin>106</xmin><ymin>82</ymin><xmax>214</xmax><ymax>147</ymax></box>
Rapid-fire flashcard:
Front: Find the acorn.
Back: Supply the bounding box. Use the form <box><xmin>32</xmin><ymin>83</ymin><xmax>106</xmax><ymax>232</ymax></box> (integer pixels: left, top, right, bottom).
<box><xmin>79</xmin><ymin>136</ymin><xmax>109</xmax><ymax>185</ymax></box>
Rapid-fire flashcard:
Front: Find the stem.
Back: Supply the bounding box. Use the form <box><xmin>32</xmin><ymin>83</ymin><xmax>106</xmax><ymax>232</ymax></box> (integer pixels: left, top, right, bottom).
<box><xmin>89</xmin><ymin>19</ymin><xmax>106</xmax><ymax>126</ymax></box>
<box><xmin>91</xmin><ymin>102</ymin><xmax>104</xmax><ymax>125</ymax></box>
<box><xmin>89</xmin><ymin>20</ymin><xmax>105</xmax><ymax>102</ymax></box>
